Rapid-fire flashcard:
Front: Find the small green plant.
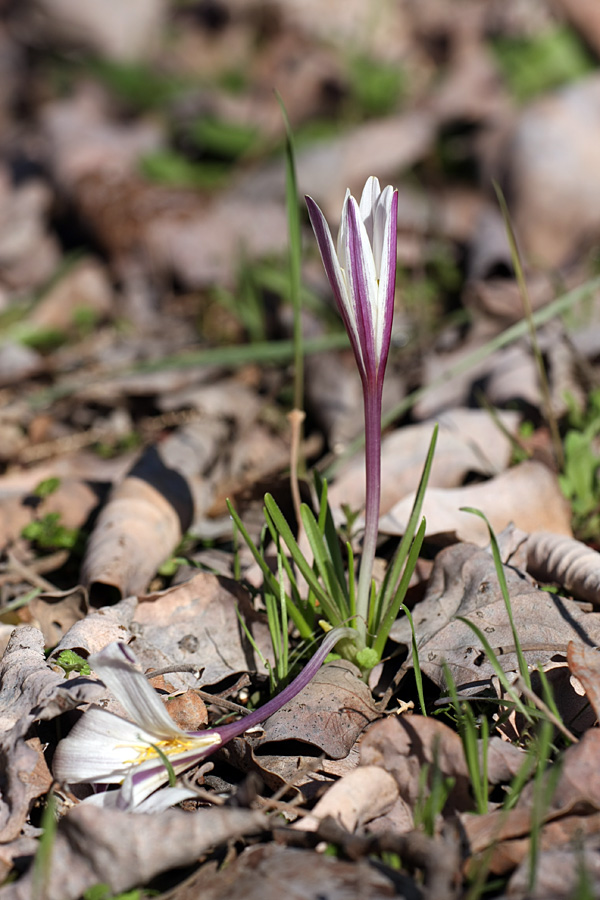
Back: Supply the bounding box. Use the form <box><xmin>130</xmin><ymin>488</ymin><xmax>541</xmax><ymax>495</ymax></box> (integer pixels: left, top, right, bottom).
<box><xmin>492</xmin><ymin>26</ymin><xmax>594</xmax><ymax>102</ymax></box>
<box><xmin>32</xmin><ymin>477</ymin><xmax>61</xmax><ymax>500</ymax></box>
<box><xmin>347</xmin><ymin>53</ymin><xmax>405</xmax><ymax>117</ymax></box>
<box><xmin>55</xmin><ymin>650</ymin><xmax>92</xmax><ymax>677</ymax></box>
<box><xmin>22</xmin><ymin>512</ymin><xmax>81</xmax><ymax>553</ymax></box>
<box><xmin>559</xmin><ymin>388</ymin><xmax>600</xmax><ymax>539</ymax></box>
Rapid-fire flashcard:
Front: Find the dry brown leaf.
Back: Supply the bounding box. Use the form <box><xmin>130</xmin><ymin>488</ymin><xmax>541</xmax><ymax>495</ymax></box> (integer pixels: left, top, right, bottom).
<box><xmin>501</xmin><ymin>74</ymin><xmax>600</xmax><ymax>268</ymax></box>
<box><xmin>132</xmin><ymin>571</ymin><xmax>272</xmax><ymax>686</ymax></box>
<box><xmin>527</xmin><ymin>531</ymin><xmax>600</xmax><ymax>605</ymax></box>
<box><xmin>3</xmin><ymin>804</ymin><xmax>267</xmax><ymax>900</ymax></box>
<box><xmin>29</xmin><ymin>257</ymin><xmax>114</xmax><ymax>332</ymax></box>
<box><xmin>507</xmin><ymin>837</ymin><xmax>600</xmax><ymax>899</ymax></box>
<box><xmin>14</xmin><ymin>0</ymin><xmax>166</xmax><ymax>62</ymax></box>
<box><xmin>171</xmin><ymin>843</ymin><xmax>401</xmax><ymax>900</ymax></box>
<box><xmin>360</xmin><ymin>715</ymin><xmax>524</xmax><ymax>818</ymax></box>
<box><xmin>330</xmin><ymin>408</ymin><xmax>520</xmax><ymax>518</ymax></box>
<box><xmin>260</xmin><ymin>659</ymin><xmax>379</xmax><ymax>760</ymax></box>
<box><xmin>0</xmin><ymin>173</ymin><xmax>59</xmax><ymax>291</ymax></box>
<box><xmin>81</xmin><ymin>445</ymin><xmax>194</xmax><ymax>601</ymax></box>
<box><xmin>220</xmin><ymin>736</ymin><xmax>362</xmax><ymax>799</ymax></box>
<box><xmin>296</xmin><ymin>765</ymin><xmax>399</xmax><ymax>833</ymax></box>
<box><xmin>50</xmin><ymin>596</ymin><xmax>136</xmax><ymax>661</ymax></box>
<box><xmin>379</xmin><ymin>461</ymin><xmax>572</xmax><ymax>545</ymax></box>
<box><xmin>391</xmin><ymin>542</ymin><xmax>600</xmax><ymax>692</ymax></box>
<box><xmin>160</xmin><ymin>688</ymin><xmax>208</xmax><ymax>732</ymax></box>
<box><xmin>29</xmin><ymin>586</ymin><xmax>89</xmax><ymax>648</ymax></box>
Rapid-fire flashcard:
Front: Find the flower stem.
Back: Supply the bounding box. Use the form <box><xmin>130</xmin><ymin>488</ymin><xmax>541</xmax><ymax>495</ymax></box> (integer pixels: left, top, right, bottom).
<box><xmin>355</xmin><ymin>381</ymin><xmax>382</xmax><ymax>647</ymax></box>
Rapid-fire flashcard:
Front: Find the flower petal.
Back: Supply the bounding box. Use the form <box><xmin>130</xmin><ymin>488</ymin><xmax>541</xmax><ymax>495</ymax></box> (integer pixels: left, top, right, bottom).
<box><xmin>53</xmin><ymin>707</ymin><xmax>167</xmax><ymax>785</ymax></box>
<box><xmin>82</xmin><ymin>785</ymin><xmax>198</xmax><ymax>812</ymax></box>
<box><xmin>375</xmin><ymin>188</ymin><xmax>398</xmax><ymax>378</ymax></box>
<box><xmin>359</xmin><ymin>176</ymin><xmax>381</xmax><ymax>247</ymax></box>
<box><xmin>119</xmin><ymin>741</ymin><xmax>220</xmax><ymax>807</ymax></box>
<box><xmin>345</xmin><ymin>195</ymin><xmax>379</xmax><ymax>378</ymax></box>
<box><xmin>371</xmin><ymin>184</ymin><xmax>394</xmax><ymax>278</ymax></box>
<box><xmin>306</xmin><ymin>194</ymin><xmax>363</xmax><ymax>368</ymax></box>
<box><xmin>89</xmin><ymin>642</ymin><xmax>187</xmax><ymax>740</ymax></box>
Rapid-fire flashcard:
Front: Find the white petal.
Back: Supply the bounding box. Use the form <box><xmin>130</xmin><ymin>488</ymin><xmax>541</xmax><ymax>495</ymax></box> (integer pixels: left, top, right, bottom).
<box><xmin>344</xmin><ymin>196</ymin><xmax>379</xmax><ymax>373</ymax></box>
<box><xmin>83</xmin><ymin>785</ymin><xmax>198</xmax><ymax>813</ymax></box>
<box><xmin>358</xmin><ymin>176</ymin><xmax>381</xmax><ymax>246</ymax></box>
<box><xmin>372</xmin><ymin>184</ymin><xmax>394</xmax><ymax>278</ymax></box>
<box><xmin>306</xmin><ymin>193</ymin><xmax>361</xmax><ymax>361</ymax></box>
<box><xmin>53</xmin><ymin>707</ymin><xmax>166</xmax><ymax>784</ymax></box>
<box><xmin>89</xmin><ymin>642</ymin><xmax>187</xmax><ymax>740</ymax></box>
<box><xmin>119</xmin><ymin>740</ymin><xmax>220</xmax><ymax>807</ymax></box>
<box><xmin>336</xmin><ymin>188</ymin><xmax>351</xmax><ymax>269</ymax></box>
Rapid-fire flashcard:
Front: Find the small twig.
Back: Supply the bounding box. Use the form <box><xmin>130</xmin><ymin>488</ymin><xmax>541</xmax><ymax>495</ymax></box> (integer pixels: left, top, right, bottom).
<box><xmin>4</xmin><ymin>551</ymin><xmax>57</xmax><ymax>592</ymax></box>
<box><xmin>144</xmin><ymin>664</ymin><xmax>204</xmax><ymax>680</ymax></box>
<box><xmin>144</xmin><ymin>665</ymin><xmax>253</xmax><ymax>716</ymax></box>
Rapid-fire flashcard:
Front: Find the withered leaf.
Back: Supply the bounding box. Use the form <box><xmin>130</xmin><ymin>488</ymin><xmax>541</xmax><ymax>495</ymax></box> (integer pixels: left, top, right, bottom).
<box><xmin>3</xmin><ymin>805</ymin><xmax>267</xmax><ymax>900</ymax></box>
<box><xmin>379</xmin><ymin>461</ymin><xmax>572</xmax><ymax>545</ymax></box>
<box><xmin>132</xmin><ymin>571</ymin><xmax>273</xmax><ymax>686</ymax></box>
<box><xmin>391</xmin><ymin>543</ymin><xmax>600</xmax><ymax>692</ymax></box>
<box><xmin>259</xmin><ymin>659</ymin><xmax>379</xmax><ymax>760</ymax></box>
<box><xmin>29</xmin><ymin>586</ymin><xmax>88</xmax><ymax>649</ymax></box>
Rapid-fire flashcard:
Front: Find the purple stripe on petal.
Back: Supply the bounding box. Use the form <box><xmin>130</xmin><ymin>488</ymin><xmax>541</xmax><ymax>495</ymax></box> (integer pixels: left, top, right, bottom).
<box><xmin>306</xmin><ymin>195</ymin><xmax>364</xmax><ymax>371</ymax></box>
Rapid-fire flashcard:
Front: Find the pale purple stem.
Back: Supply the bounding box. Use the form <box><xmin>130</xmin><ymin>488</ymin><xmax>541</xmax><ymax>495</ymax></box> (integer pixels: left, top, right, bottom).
<box><xmin>129</xmin><ymin>626</ymin><xmax>355</xmax><ymax>794</ymax></box>
<box><xmin>354</xmin><ymin>381</ymin><xmax>383</xmax><ymax>647</ymax></box>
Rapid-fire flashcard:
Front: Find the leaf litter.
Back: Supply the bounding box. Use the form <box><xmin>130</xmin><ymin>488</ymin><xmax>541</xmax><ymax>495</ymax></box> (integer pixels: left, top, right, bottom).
<box><xmin>3</xmin><ymin>1</ymin><xmax>600</xmax><ymax>898</ymax></box>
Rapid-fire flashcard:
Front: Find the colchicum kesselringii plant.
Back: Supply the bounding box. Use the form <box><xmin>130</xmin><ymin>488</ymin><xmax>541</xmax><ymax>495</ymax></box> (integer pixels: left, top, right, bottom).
<box><xmin>53</xmin><ymin>626</ymin><xmax>353</xmax><ymax>810</ymax></box>
<box><xmin>227</xmin><ymin>175</ymin><xmax>434</xmax><ymax>678</ymax></box>
<box><xmin>306</xmin><ymin>177</ymin><xmax>398</xmax><ymax>650</ymax></box>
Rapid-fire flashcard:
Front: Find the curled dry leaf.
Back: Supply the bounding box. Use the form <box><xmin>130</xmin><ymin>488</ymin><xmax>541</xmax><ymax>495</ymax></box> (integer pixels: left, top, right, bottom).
<box><xmin>260</xmin><ymin>659</ymin><xmax>379</xmax><ymax>760</ymax></box>
<box><xmin>391</xmin><ymin>542</ymin><xmax>600</xmax><ymax>692</ymax></box>
<box><xmin>220</xmin><ymin>736</ymin><xmax>362</xmax><ymax>798</ymax></box>
<box><xmin>81</xmin><ymin>445</ymin><xmax>194</xmax><ymax>602</ymax></box>
<box><xmin>379</xmin><ymin>461</ymin><xmax>573</xmax><ymax>545</ymax></box>
<box><xmin>527</xmin><ymin>531</ymin><xmax>600</xmax><ymax>605</ymax></box>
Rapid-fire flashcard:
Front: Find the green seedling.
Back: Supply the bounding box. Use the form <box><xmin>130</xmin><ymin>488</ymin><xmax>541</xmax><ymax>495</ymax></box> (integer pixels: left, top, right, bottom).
<box><xmin>22</xmin><ymin>513</ymin><xmax>81</xmax><ymax>553</ymax></box>
<box><xmin>55</xmin><ymin>650</ymin><xmax>92</xmax><ymax>677</ymax></box>
<box><xmin>492</xmin><ymin>26</ymin><xmax>594</xmax><ymax>102</ymax></box>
